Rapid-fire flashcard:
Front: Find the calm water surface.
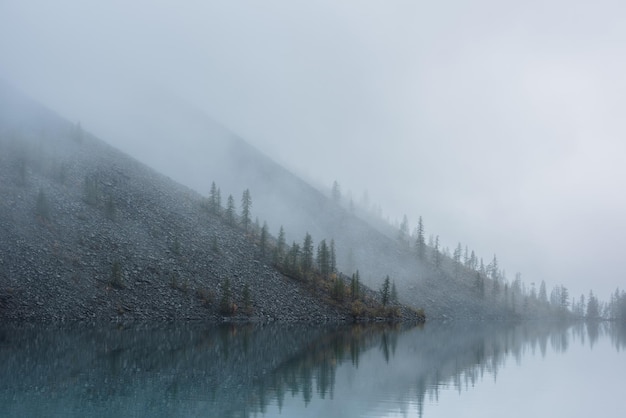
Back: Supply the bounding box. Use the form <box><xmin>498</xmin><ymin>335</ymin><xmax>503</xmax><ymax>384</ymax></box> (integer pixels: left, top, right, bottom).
<box><xmin>1</xmin><ymin>320</ymin><xmax>624</xmax><ymax>417</ymax></box>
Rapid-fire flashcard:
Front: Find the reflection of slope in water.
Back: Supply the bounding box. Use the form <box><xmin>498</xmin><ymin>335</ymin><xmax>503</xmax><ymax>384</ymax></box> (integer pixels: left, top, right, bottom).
<box><xmin>1</xmin><ymin>320</ymin><xmax>621</xmax><ymax>418</ymax></box>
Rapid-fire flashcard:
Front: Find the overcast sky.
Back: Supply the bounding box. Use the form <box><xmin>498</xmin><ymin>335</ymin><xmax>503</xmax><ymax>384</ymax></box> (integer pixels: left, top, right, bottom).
<box><xmin>1</xmin><ymin>0</ymin><xmax>625</xmax><ymax>299</ymax></box>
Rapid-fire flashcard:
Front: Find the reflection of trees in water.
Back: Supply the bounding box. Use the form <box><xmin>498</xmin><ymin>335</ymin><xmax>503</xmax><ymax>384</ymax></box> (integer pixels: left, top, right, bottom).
<box><xmin>0</xmin><ymin>321</ymin><xmax>410</xmax><ymax>418</ymax></box>
<box><xmin>248</xmin><ymin>323</ymin><xmax>408</xmax><ymax>413</ymax></box>
<box><xmin>1</xmin><ymin>320</ymin><xmax>623</xmax><ymax>417</ymax></box>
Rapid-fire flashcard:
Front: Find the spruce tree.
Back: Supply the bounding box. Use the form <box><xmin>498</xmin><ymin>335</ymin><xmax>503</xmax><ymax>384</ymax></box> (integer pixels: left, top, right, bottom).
<box><xmin>225</xmin><ymin>194</ymin><xmax>235</xmax><ymax>225</ymax></box>
<box><xmin>317</xmin><ymin>239</ymin><xmax>330</xmax><ymax>279</ymax></box>
<box><xmin>302</xmin><ymin>233</ymin><xmax>314</xmax><ymax>274</ymax></box>
<box><xmin>241</xmin><ymin>189</ymin><xmax>252</xmax><ymax>231</ymax></box>
<box><xmin>259</xmin><ymin>222</ymin><xmax>268</xmax><ymax>258</ymax></box>
<box><xmin>330</xmin><ymin>239</ymin><xmax>337</xmax><ymax>274</ymax></box>
<box><xmin>416</xmin><ymin>216</ymin><xmax>425</xmax><ymax>259</ymax></box>
<box><xmin>381</xmin><ymin>275</ymin><xmax>391</xmax><ymax>307</ymax></box>
<box><xmin>274</xmin><ymin>226</ymin><xmax>286</xmax><ymax>265</ymax></box>
<box><xmin>209</xmin><ymin>181</ymin><xmax>219</xmax><ymax>213</ymax></box>
<box><xmin>219</xmin><ymin>278</ymin><xmax>232</xmax><ymax>315</ymax></box>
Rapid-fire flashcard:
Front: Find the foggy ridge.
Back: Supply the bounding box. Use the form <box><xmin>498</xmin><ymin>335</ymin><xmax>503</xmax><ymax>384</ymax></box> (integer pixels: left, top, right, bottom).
<box><xmin>0</xmin><ymin>82</ymin><xmax>413</xmax><ymax>321</ymax></box>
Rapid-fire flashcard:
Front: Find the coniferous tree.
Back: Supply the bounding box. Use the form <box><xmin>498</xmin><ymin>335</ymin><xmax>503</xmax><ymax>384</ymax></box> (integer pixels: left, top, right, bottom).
<box><xmin>259</xmin><ymin>222</ymin><xmax>268</xmax><ymax>258</ymax></box>
<box><xmin>351</xmin><ymin>270</ymin><xmax>361</xmax><ymax>301</ymax></box>
<box><xmin>330</xmin><ymin>239</ymin><xmax>337</xmax><ymax>274</ymax></box>
<box><xmin>433</xmin><ymin>236</ymin><xmax>441</xmax><ymax>269</ymax></box>
<box><xmin>216</xmin><ymin>187</ymin><xmax>222</xmax><ymax>212</ymax></box>
<box><xmin>241</xmin><ymin>189</ymin><xmax>252</xmax><ymax>231</ymax></box>
<box><xmin>381</xmin><ymin>275</ymin><xmax>391</xmax><ymax>307</ymax></box>
<box><xmin>538</xmin><ymin>280</ymin><xmax>548</xmax><ymax>305</ymax></box>
<box><xmin>453</xmin><ymin>243</ymin><xmax>462</xmax><ymax>265</ymax></box>
<box><xmin>219</xmin><ymin>277</ymin><xmax>232</xmax><ymax>315</ymax></box>
<box><xmin>302</xmin><ymin>233</ymin><xmax>314</xmax><ymax>274</ymax></box>
<box><xmin>274</xmin><ymin>226</ymin><xmax>286</xmax><ymax>265</ymax></box>
<box><xmin>208</xmin><ymin>181</ymin><xmax>218</xmax><ymax>212</ymax></box>
<box><xmin>288</xmin><ymin>242</ymin><xmax>301</xmax><ymax>276</ymax></box>
<box><xmin>475</xmin><ymin>272</ymin><xmax>485</xmax><ymax>298</ymax></box>
<box><xmin>587</xmin><ymin>290</ymin><xmax>600</xmax><ymax>319</ymax></box>
<box><xmin>110</xmin><ymin>260</ymin><xmax>124</xmax><ymax>289</ymax></box>
<box><xmin>225</xmin><ymin>194</ymin><xmax>235</xmax><ymax>225</ymax></box>
<box><xmin>317</xmin><ymin>239</ymin><xmax>330</xmax><ymax>279</ymax></box>
<box><xmin>469</xmin><ymin>250</ymin><xmax>477</xmax><ymax>270</ymax></box>
<box><xmin>416</xmin><ymin>216</ymin><xmax>425</xmax><ymax>260</ymax></box>
<box><xmin>332</xmin><ymin>277</ymin><xmax>345</xmax><ymax>302</ymax></box>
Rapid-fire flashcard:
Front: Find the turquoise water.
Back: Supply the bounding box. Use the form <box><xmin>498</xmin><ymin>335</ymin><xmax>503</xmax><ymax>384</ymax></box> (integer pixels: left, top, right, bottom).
<box><xmin>1</xmin><ymin>321</ymin><xmax>623</xmax><ymax>417</ymax></box>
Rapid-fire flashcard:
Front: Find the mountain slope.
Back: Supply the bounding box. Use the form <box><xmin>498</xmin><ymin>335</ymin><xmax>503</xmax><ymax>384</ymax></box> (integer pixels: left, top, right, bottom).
<box><xmin>117</xmin><ymin>95</ymin><xmax>519</xmax><ymax>318</ymax></box>
<box><xmin>1</xmin><ymin>82</ymin><xmax>403</xmax><ymax>321</ymax></box>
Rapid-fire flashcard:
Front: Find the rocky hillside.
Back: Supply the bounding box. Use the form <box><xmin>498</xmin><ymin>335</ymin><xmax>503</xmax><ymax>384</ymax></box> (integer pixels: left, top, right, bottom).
<box><xmin>0</xmin><ymin>83</ymin><xmax>422</xmax><ymax>322</ymax></box>
<box><xmin>125</xmin><ymin>94</ymin><xmax>521</xmax><ymax>319</ymax></box>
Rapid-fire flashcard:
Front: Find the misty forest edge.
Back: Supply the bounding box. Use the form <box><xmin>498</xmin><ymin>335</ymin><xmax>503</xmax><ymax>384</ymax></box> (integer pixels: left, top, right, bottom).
<box><xmin>1</xmin><ymin>83</ymin><xmax>625</xmax><ymax>322</ymax></box>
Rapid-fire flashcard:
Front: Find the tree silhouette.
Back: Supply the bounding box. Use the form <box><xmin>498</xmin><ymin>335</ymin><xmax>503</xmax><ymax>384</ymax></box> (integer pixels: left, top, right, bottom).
<box><xmin>241</xmin><ymin>189</ymin><xmax>252</xmax><ymax>231</ymax></box>
<box><xmin>302</xmin><ymin>233</ymin><xmax>314</xmax><ymax>274</ymax></box>
<box><xmin>416</xmin><ymin>216</ymin><xmax>425</xmax><ymax>260</ymax></box>
<box><xmin>381</xmin><ymin>276</ymin><xmax>391</xmax><ymax>307</ymax></box>
<box><xmin>225</xmin><ymin>194</ymin><xmax>235</xmax><ymax>225</ymax></box>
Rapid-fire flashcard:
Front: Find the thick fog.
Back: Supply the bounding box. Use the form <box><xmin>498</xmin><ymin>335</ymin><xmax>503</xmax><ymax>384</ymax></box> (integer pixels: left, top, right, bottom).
<box><xmin>1</xmin><ymin>0</ymin><xmax>625</xmax><ymax>299</ymax></box>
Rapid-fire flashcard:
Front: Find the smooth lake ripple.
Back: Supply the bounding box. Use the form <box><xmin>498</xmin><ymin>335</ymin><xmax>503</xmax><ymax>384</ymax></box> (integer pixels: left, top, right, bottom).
<box><xmin>1</xmin><ymin>321</ymin><xmax>624</xmax><ymax>417</ymax></box>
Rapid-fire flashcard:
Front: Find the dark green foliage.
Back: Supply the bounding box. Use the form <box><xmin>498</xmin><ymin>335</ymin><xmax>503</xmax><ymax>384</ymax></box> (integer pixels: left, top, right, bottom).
<box><xmin>415</xmin><ymin>216</ymin><xmax>425</xmax><ymax>260</ymax></box>
<box><xmin>241</xmin><ymin>188</ymin><xmax>252</xmax><ymax>231</ymax></box>
<box><xmin>331</xmin><ymin>277</ymin><xmax>345</xmax><ymax>302</ymax></box>
<box><xmin>381</xmin><ymin>275</ymin><xmax>391</xmax><ymax>307</ymax></box>
<box><xmin>302</xmin><ymin>233</ymin><xmax>314</xmax><ymax>274</ymax></box>
<box><xmin>286</xmin><ymin>242</ymin><xmax>301</xmax><ymax>278</ymax></box>
<box><xmin>587</xmin><ymin>290</ymin><xmax>600</xmax><ymax>319</ymax></box>
<box><xmin>274</xmin><ymin>226</ymin><xmax>286</xmax><ymax>264</ymax></box>
<box><xmin>475</xmin><ymin>272</ymin><xmax>485</xmax><ymax>298</ymax></box>
<box><xmin>432</xmin><ymin>236</ymin><xmax>441</xmax><ymax>269</ymax></box>
<box><xmin>350</xmin><ymin>271</ymin><xmax>361</xmax><ymax>301</ymax></box>
<box><xmin>317</xmin><ymin>239</ymin><xmax>330</xmax><ymax>279</ymax></box>
<box><xmin>208</xmin><ymin>181</ymin><xmax>220</xmax><ymax>213</ymax></box>
<box><xmin>35</xmin><ymin>188</ymin><xmax>50</xmax><ymax>220</ymax></box>
<box><xmin>219</xmin><ymin>277</ymin><xmax>234</xmax><ymax>315</ymax></box>
<box><xmin>110</xmin><ymin>260</ymin><xmax>124</xmax><ymax>289</ymax></box>
<box><xmin>225</xmin><ymin>194</ymin><xmax>236</xmax><ymax>225</ymax></box>
<box><xmin>330</xmin><ymin>239</ymin><xmax>336</xmax><ymax>274</ymax></box>
<box><xmin>259</xmin><ymin>222</ymin><xmax>268</xmax><ymax>258</ymax></box>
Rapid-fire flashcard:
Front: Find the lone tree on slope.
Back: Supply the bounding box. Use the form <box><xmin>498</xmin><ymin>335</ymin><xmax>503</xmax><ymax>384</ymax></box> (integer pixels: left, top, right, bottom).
<box><xmin>241</xmin><ymin>188</ymin><xmax>252</xmax><ymax>231</ymax></box>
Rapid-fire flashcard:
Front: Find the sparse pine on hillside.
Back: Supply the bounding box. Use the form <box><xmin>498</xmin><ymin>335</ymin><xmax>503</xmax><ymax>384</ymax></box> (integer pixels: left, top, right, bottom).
<box><xmin>241</xmin><ymin>188</ymin><xmax>252</xmax><ymax>231</ymax></box>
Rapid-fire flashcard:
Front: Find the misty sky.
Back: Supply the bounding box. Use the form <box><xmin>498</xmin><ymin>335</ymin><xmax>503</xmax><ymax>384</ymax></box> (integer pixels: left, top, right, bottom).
<box><xmin>1</xmin><ymin>1</ymin><xmax>625</xmax><ymax>299</ymax></box>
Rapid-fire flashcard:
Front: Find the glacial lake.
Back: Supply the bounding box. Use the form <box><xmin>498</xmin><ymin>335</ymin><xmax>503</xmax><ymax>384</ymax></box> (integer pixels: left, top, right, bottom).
<box><xmin>1</xmin><ymin>320</ymin><xmax>624</xmax><ymax>417</ymax></box>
